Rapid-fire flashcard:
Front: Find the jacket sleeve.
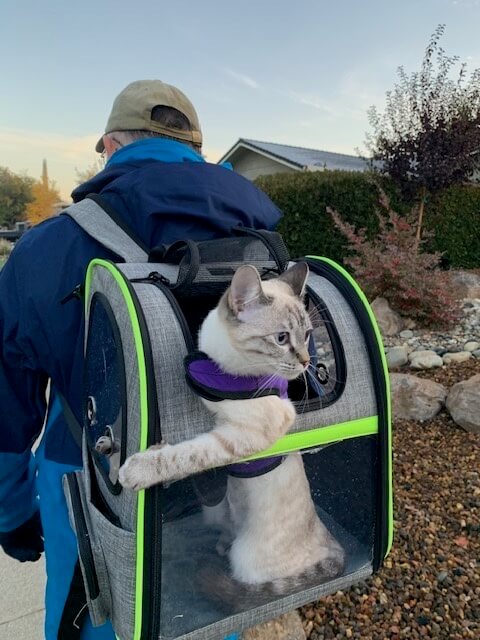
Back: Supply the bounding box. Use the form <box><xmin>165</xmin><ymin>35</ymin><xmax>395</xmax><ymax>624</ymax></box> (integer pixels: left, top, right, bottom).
<box><xmin>0</xmin><ymin>247</ymin><xmax>48</xmax><ymax>531</ymax></box>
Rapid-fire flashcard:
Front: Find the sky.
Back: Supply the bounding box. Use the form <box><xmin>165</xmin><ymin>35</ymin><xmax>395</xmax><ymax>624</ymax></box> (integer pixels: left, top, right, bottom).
<box><xmin>1</xmin><ymin>0</ymin><xmax>480</xmax><ymax>200</ymax></box>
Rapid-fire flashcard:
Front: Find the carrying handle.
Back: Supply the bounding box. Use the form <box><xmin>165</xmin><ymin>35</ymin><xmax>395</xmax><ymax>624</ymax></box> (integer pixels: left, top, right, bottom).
<box><xmin>232</xmin><ymin>226</ymin><xmax>290</xmax><ymax>273</ymax></box>
<box><xmin>160</xmin><ymin>240</ymin><xmax>201</xmax><ymax>294</ymax></box>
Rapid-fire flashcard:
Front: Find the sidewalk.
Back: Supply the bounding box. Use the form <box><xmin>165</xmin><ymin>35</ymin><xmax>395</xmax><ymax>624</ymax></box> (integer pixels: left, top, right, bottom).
<box><xmin>0</xmin><ymin>549</ymin><xmax>45</xmax><ymax>640</ymax></box>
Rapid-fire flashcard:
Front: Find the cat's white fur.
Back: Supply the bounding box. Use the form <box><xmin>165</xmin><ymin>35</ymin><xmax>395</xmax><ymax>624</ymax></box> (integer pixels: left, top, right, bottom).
<box><xmin>119</xmin><ymin>263</ymin><xmax>344</xmax><ymax>593</ymax></box>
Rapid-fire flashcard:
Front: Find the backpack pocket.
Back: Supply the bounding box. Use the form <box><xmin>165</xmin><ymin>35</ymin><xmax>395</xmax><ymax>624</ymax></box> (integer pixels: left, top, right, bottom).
<box><xmin>64</xmin><ymin>469</ymin><xmax>137</xmax><ymax>638</ymax></box>
<box><xmin>64</xmin><ymin>471</ymin><xmax>110</xmax><ymax>626</ymax></box>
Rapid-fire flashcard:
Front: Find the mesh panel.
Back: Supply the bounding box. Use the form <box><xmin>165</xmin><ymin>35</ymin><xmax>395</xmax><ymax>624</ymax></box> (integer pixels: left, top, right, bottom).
<box><xmin>174</xmin><ymin>237</ymin><xmax>283</xmax><ymax>298</ymax></box>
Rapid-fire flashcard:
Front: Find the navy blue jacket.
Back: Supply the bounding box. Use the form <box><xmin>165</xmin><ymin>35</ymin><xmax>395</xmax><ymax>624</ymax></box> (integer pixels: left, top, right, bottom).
<box><xmin>0</xmin><ymin>159</ymin><xmax>282</xmax><ymax>531</ymax></box>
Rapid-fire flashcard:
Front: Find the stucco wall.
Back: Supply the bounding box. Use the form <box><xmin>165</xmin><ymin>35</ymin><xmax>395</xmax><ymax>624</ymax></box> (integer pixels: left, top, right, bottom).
<box><xmin>231</xmin><ymin>148</ymin><xmax>297</xmax><ymax>180</ymax></box>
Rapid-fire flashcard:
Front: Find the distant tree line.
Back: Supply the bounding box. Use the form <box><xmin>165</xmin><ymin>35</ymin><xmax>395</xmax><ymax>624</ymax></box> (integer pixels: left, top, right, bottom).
<box><xmin>0</xmin><ymin>166</ymin><xmax>61</xmax><ymax>228</ymax></box>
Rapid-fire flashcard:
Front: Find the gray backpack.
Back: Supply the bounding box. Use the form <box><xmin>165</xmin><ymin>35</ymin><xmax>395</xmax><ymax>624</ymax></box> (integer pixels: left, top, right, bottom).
<box><xmin>62</xmin><ymin>196</ymin><xmax>392</xmax><ymax>640</ymax></box>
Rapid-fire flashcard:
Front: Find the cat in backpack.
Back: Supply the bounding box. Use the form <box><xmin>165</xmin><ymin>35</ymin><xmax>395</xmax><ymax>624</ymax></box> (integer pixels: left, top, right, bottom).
<box><xmin>119</xmin><ymin>262</ymin><xmax>344</xmax><ymax>608</ymax></box>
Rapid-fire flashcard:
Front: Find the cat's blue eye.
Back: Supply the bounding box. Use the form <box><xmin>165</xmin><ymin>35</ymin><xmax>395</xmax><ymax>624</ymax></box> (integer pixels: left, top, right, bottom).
<box><xmin>275</xmin><ymin>332</ymin><xmax>290</xmax><ymax>345</ymax></box>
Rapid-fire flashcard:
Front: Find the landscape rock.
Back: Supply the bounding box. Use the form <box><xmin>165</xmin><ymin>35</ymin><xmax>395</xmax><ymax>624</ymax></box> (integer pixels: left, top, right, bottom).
<box><xmin>473</xmin><ymin>349</ymin><xmax>480</xmax><ymax>358</ymax></box>
<box><xmin>371</xmin><ymin>297</ymin><xmax>403</xmax><ymax>336</ymax></box>
<box><xmin>448</xmin><ymin>270</ymin><xmax>480</xmax><ymax>299</ymax></box>
<box><xmin>442</xmin><ymin>351</ymin><xmax>472</xmax><ymax>365</ymax></box>
<box><xmin>464</xmin><ymin>341</ymin><xmax>480</xmax><ymax>352</ymax></box>
<box><xmin>408</xmin><ymin>350</ymin><xmax>443</xmax><ymax>369</ymax></box>
<box><xmin>386</xmin><ymin>346</ymin><xmax>408</xmax><ymax>369</ymax></box>
<box><xmin>390</xmin><ymin>373</ymin><xmax>447</xmax><ymax>421</ymax></box>
<box><xmin>243</xmin><ymin>611</ymin><xmax>306</xmax><ymax>640</ymax></box>
<box><xmin>399</xmin><ymin>329</ymin><xmax>414</xmax><ymax>339</ymax></box>
<box><xmin>445</xmin><ymin>373</ymin><xmax>480</xmax><ymax>435</ymax></box>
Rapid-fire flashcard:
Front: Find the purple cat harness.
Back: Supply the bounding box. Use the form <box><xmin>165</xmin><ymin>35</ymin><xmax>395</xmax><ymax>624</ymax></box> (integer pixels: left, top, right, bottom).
<box><xmin>184</xmin><ymin>351</ymin><xmax>288</xmax><ymax>478</ymax></box>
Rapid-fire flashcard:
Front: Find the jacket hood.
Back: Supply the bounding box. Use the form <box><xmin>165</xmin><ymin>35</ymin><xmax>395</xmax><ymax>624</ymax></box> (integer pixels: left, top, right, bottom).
<box><xmin>70</xmin><ymin>160</ymin><xmax>282</xmax><ymax>249</ymax></box>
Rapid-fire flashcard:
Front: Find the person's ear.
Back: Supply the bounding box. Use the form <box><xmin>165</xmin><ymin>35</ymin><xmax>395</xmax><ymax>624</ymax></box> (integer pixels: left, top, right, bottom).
<box><xmin>103</xmin><ymin>135</ymin><xmax>118</xmax><ymax>160</ymax></box>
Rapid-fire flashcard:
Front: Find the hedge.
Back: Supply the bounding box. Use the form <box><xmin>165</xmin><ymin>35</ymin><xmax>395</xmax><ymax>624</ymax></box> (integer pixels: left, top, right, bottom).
<box><xmin>256</xmin><ymin>171</ymin><xmax>480</xmax><ymax>269</ymax></box>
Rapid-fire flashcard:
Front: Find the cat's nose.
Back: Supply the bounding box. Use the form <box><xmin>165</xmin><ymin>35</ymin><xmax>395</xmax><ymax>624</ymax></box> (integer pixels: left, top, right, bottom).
<box><xmin>298</xmin><ymin>352</ymin><xmax>310</xmax><ymax>368</ymax></box>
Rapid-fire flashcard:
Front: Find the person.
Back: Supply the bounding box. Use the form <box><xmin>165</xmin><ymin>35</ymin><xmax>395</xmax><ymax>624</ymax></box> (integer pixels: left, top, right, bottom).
<box><xmin>0</xmin><ymin>80</ymin><xmax>282</xmax><ymax>640</ymax></box>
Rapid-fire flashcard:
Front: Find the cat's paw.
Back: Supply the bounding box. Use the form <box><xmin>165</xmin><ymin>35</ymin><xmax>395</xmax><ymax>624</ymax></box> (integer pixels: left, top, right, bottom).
<box><xmin>119</xmin><ymin>445</ymin><xmax>168</xmax><ymax>491</ymax></box>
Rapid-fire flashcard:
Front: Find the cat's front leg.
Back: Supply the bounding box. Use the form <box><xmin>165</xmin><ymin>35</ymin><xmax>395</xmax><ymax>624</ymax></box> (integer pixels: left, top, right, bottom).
<box><xmin>118</xmin><ymin>442</ymin><xmax>173</xmax><ymax>490</ymax></box>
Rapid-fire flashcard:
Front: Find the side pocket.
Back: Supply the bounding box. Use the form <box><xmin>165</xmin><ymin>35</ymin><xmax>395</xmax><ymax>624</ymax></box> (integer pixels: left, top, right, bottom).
<box><xmin>64</xmin><ymin>472</ymin><xmax>110</xmax><ymax>627</ymax></box>
<box><xmin>87</xmin><ymin>502</ymin><xmax>136</xmax><ymax>640</ymax></box>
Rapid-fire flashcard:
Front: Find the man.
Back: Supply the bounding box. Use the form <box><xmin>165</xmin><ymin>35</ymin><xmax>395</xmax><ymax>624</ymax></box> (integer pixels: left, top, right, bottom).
<box><xmin>0</xmin><ymin>80</ymin><xmax>281</xmax><ymax>639</ymax></box>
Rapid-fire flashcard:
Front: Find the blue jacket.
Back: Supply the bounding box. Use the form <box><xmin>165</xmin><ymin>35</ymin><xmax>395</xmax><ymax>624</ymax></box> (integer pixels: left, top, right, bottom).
<box><xmin>0</xmin><ymin>154</ymin><xmax>282</xmax><ymax>531</ymax></box>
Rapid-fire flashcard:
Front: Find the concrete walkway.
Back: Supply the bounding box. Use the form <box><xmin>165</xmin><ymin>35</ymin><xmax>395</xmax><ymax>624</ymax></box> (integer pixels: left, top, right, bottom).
<box><xmin>0</xmin><ymin>549</ymin><xmax>46</xmax><ymax>640</ymax></box>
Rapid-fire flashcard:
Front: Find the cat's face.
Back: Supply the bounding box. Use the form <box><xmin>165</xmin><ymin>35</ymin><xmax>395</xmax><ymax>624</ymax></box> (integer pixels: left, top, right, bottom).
<box><xmin>218</xmin><ymin>262</ymin><xmax>312</xmax><ymax>380</ymax></box>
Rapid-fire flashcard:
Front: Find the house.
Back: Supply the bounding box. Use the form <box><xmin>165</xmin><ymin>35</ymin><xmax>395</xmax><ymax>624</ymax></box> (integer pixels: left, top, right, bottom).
<box><xmin>218</xmin><ymin>138</ymin><xmax>367</xmax><ymax>181</ymax></box>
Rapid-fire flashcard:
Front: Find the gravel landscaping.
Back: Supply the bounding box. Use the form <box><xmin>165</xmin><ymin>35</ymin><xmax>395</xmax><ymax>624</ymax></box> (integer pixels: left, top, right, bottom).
<box><xmin>300</xmin><ymin>359</ymin><xmax>480</xmax><ymax>640</ymax></box>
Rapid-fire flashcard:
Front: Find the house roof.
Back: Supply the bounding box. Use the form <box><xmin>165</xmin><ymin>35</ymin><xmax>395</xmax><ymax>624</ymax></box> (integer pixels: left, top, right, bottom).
<box><xmin>218</xmin><ymin>138</ymin><xmax>367</xmax><ymax>172</ymax></box>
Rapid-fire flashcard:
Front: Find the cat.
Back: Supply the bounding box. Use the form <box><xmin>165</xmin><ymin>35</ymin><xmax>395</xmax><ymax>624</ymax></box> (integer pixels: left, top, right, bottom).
<box><xmin>119</xmin><ymin>262</ymin><xmax>344</xmax><ymax>608</ymax></box>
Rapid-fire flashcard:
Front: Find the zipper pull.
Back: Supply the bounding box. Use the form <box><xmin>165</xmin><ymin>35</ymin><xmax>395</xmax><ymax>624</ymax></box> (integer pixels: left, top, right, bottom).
<box><xmin>148</xmin><ymin>271</ymin><xmax>170</xmax><ymax>286</ymax></box>
<box><xmin>61</xmin><ymin>284</ymin><xmax>84</xmax><ymax>305</ymax></box>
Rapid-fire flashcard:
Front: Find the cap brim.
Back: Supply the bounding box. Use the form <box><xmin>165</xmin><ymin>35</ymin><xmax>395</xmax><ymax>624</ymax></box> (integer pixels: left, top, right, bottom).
<box><xmin>95</xmin><ymin>136</ymin><xmax>105</xmax><ymax>153</ymax></box>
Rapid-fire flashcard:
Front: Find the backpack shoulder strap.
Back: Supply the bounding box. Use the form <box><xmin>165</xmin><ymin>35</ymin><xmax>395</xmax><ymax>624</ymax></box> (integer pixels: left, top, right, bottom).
<box><xmin>62</xmin><ymin>194</ymin><xmax>149</xmax><ymax>263</ymax></box>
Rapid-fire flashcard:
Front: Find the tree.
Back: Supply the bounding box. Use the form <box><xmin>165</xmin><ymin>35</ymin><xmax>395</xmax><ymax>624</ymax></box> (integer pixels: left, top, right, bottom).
<box><xmin>75</xmin><ymin>158</ymin><xmax>105</xmax><ymax>185</ymax></box>
<box><xmin>0</xmin><ymin>167</ymin><xmax>34</xmax><ymax>228</ymax></box>
<box><xmin>366</xmin><ymin>24</ymin><xmax>480</xmax><ymax>248</ymax></box>
<box><xmin>26</xmin><ymin>178</ymin><xmax>61</xmax><ymax>226</ymax></box>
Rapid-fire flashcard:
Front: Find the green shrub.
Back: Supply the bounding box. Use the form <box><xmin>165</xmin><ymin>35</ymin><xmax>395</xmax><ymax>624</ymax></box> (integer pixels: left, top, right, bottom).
<box><xmin>0</xmin><ymin>238</ymin><xmax>12</xmax><ymax>258</ymax></box>
<box><xmin>256</xmin><ymin>171</ymin><xmax>480</xmax><ymax>269</ymax></box>
<box><xmin>425</xmin><ymin>185</ymin><xmax>480</xmax><ymax>269</ymax></box>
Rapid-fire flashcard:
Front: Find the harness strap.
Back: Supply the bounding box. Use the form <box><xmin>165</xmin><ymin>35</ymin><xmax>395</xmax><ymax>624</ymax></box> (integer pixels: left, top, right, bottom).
<box><xmin>62</xmin><ymin>195</ymin><xmax>149</xmax><ymax>263</ymax></box>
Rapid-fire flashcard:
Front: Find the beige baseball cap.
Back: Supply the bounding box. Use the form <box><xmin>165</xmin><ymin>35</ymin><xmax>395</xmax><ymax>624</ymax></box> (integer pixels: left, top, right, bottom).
<box><xmin>95</xmin><ymin>79</ymin><xmax>202</xmax><ymax>153</ymax></box>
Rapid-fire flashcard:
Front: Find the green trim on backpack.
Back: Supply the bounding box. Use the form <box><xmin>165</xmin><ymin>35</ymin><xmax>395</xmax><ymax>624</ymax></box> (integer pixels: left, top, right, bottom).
<box><xmin>240</xmin><ymin>416</ymin><xmax>378</xmax><ymax>461</ymax></box>
<box><xmin>307</xmin><ymin>255</ymin><xmax>393</xmax><ymax>559</ymax></box>
<box><xmin>85</xmin><ymin>259</ymin><xmax>148</xmax><ymax>640</ymax></box>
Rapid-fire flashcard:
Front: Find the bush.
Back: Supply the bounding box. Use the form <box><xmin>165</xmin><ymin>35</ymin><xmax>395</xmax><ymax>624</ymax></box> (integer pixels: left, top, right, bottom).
<box><xmin>328</xmin><ymin>189</ymin><xmax>459</xmax><ymax>328</ymax></box>
<box><xmin>256</xmin><ymin>170</ymin><xmax>480</xmax><ymax>269</ymax></box>
<box><xmin>0</xmin><ymin>238</ymin><xmax>12</xmax><ymax>258</ymax></box>
<box><xmin>425</xmin><ymin>185</ymin><xmax>480</xmax><ymax>269</ymax></box>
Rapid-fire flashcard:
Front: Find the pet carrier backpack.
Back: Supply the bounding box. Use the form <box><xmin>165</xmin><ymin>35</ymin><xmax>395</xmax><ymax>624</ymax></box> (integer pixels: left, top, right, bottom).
<box><xmin>62</xmin><ymin>196</ymin><xmax>393</xmax><ymax>640</ymax></box>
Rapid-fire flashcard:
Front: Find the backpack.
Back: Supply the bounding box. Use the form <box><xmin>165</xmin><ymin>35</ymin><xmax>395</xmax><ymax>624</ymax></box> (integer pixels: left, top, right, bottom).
<box><xmin>62</xmin><ymin>195</ymin><xmax>392</xmax><ymax>640</ymax></box>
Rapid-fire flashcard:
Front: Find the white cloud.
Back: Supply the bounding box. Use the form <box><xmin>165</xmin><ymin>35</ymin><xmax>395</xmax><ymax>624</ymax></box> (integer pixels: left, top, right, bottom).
<box><xmin>224</xmin><ymin>69</ymin><xmax>260</xmax><ymax>89</ymax></box>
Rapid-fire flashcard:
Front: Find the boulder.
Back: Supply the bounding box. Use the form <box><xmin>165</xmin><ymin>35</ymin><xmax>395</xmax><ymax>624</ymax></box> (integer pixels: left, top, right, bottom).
<box><xmin>464</xmin><ymin>341</ymin><xmax>480</xmax><ymax>352</ymax></box>
<box><xmin>408</xmin><ymin>350</ymin><xmax>443</xmax><ymax>369</ymax></box>
<box><xmin>446</xmin><ymin>374</ymin><xmax>480</xmax><ymax>435</ymax></box>
<box><xmin>442</xmin><ymin>351</ymin><xmax>472</xmax><ymax>365</ymax></box>
<box><xmin>448</xmin><ymin>270</ymin><xmax>480</xmax><ymax>299</ymax></box>
<box><xmin>371</xmin><ymin>297</ymin><xmax>403</xmax><ymax>336</ymax></box>
<box><xmin>390</xmin><ymin>373</ymin><xmax>447</xmax><ymax>421</ymax></box>
<box><xmin>386</xmin><ymin>346</ymin><xmax>409</xmax><ymax>369</ymax></box>
<box><xmin>242</xmin><ymin>612</ymin><xmax>306</xmax><ymax>640</ymax></box>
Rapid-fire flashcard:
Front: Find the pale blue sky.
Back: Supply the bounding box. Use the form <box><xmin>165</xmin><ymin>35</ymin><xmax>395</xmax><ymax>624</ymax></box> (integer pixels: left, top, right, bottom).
<box><xmin>1</xmin><ymin>0</ymin><xmax>479</xmax><ymax>198</ymax></box>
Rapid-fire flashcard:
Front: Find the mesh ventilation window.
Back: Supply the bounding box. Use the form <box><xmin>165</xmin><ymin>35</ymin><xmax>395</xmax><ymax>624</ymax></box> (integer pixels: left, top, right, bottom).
<box><xmin>288</xmin><ymin>287</ymin><xmax>346</xmax><ymax>411</ymax></box>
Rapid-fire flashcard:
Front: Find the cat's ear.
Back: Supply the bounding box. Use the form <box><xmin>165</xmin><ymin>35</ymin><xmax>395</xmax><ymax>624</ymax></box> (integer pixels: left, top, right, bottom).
<box><xmin>228</xmin><ymin>265</ymin><xmax>265</xmax><ymax>314</ymax></box>
<box><xmin>278</xmin><ymin>262</ymin><xmax>309</xmax><ymax>297</ymax></box>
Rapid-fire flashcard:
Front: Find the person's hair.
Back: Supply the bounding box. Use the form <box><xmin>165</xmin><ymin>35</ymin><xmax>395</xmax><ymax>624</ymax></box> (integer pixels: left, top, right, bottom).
<box><xmin>107</xmin><ymin>106</ymin><xmax>201</xmax><ymax>152</ymax></box>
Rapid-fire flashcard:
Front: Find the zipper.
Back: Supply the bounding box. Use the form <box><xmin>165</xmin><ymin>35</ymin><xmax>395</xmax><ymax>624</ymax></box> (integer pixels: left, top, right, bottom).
<box><xmin>66</xmin><ymin>473</ymin><xmax>100</xmax><ymax>599</ymax></box>
<box><xmin>305</xmin><ymin>258</ymin><xmax>390</xmax><ymax>571</ymax></box>
<box><xmin>61</xmin><ymin>283</ymin><xmax>84</xmax><ymax>305</ymax></box>
<box><xmin>131</xmin><ymin>271</ymin><xmax>195</xmax><ymax>351</ymax></box>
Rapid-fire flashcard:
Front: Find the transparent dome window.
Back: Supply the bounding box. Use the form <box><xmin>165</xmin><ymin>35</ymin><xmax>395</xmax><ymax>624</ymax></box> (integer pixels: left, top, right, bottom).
<box><xmin>157</xmin><ymin>436</ymin><xmax>377</xmax><ymax>638</ymax></box>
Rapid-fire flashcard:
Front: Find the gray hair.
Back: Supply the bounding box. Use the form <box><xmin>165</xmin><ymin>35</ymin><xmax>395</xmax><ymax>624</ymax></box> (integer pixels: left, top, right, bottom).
<box><xmin>106</xmin><ymin>106</ymin><xmax>202</xmax><ymax>152</ymax></box>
